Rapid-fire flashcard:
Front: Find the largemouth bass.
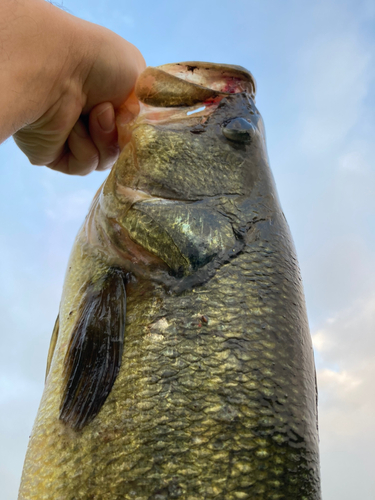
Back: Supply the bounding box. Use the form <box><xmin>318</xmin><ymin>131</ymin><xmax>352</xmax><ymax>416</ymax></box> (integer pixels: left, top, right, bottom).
<box><xmin>19</xmin><ymin>62</ymin><xmax>321</xmax><ymax>500</ymax></box>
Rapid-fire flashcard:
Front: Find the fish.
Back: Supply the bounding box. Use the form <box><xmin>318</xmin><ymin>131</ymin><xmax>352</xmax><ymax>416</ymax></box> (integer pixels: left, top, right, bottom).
<box><xmin>18</xmin><ymin>61</ymin><xmax>321</xmax><ymax>500</ymax></box>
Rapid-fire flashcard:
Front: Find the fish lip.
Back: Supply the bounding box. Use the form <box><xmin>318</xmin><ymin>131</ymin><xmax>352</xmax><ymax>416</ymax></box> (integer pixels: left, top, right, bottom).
<box><xmin>155</xmin><ymin>61</ymin><xmax>257</xmax><ymax>99</ymax></box>
<box><xmin>114</xmin><ymin>184</ymin><xmax>244</xmax><ymax>207</ymax></box>
<box><xmin>135</xmin><ymin>101</ymin><xmax>219</xmax><ymax>125</ymax></box>
<box><xmin>117</xmin><ymin>102</ymin><xmax>217</xmax><ymax>149</ymax></box>
<box><xmin>113</xmin><ymin>184</ymin><xmax>189</xmax><ymax>206</ymax></box>
<box><xmin>115</xmin><ymin>186</ymin><xmax>195</xmax><ymax>206</ymax></box>
<box><xmin>115</xmin><ymin>185</ymin><xmax>154</xmax><ymax>205</ymax></box>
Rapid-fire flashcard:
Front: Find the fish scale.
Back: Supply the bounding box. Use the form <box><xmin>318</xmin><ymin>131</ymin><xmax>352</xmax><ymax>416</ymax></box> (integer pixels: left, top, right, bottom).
<box><xmin>19</xmin><ymin>62</ymin><xmax>320</xmax><ymax>499</ymax></box>
<box><xmin>21</xmin><ymin>220</ymin><xmax>317</xmax><ymax>499</ymax></box>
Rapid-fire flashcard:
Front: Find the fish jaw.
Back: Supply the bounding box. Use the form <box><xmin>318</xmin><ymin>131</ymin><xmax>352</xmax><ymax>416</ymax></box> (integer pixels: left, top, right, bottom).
<box><xmin>135</xmin><ymin>61</ymin><xmax>256</xmax><ymax>108</ymax></box>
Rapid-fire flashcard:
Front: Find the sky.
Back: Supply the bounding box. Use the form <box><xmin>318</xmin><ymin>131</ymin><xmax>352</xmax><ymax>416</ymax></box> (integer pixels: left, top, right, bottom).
<box><xmin>0</xmin><ymin>0</ymin><xmax>374</xmax><ymax>498</ymax></box>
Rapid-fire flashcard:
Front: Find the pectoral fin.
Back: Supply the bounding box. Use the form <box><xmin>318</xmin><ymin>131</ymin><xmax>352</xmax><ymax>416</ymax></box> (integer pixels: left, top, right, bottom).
<box><xmin>60</xmin><ymin>269</ymin><xmax>126</xmax><ymax>431</ymax></box>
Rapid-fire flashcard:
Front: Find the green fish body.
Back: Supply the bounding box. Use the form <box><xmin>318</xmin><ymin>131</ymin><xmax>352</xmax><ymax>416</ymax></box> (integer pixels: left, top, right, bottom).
<box><xmin>19</xmin><ymin>62</ymin><xmax>321</xmax><ymax>500</ymax></box>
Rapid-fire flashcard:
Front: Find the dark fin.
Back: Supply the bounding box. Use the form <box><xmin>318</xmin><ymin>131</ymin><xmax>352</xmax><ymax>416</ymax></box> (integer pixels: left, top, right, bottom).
<box><xmin>59</xmin><ymin>269</ymin><xmax>126</xmax><ymax>431</ymax></box>
<box><xmin>45</xmin><ymin>315</ymin><xmax>59</xmax><ymax>381</ymax></box>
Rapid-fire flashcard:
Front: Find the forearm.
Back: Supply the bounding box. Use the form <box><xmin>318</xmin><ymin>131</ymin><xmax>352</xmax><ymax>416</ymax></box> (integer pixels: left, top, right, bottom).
<box><xmin>0</xmin><ymin>0</ymin><xmax>88</xmax><ymax>142</ymax></box>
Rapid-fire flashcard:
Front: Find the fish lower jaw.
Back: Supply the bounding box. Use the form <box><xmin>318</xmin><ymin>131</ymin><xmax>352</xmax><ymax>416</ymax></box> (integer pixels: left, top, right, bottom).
<box><xmin>111</xmin><ymin>180</ymin><xmax>204</xmax><ymax>211</ymax></box>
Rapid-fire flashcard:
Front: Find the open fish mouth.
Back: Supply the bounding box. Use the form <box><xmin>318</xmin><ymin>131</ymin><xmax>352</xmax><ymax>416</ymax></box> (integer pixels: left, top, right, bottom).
<box><xmin>112</xmin><ymin>62</ymin><xmax>262</xmax><ymax>205</ymax></box>
<box><xmin>117</xmin><ymin>61</ymin><xmax>257</xmax><ymax>148</ymax></box>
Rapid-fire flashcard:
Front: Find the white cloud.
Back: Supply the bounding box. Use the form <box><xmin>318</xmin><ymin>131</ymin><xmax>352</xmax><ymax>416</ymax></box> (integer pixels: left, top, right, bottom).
<box><xmin>312</xmin><ymin>329</ymin><xmax>333</xmax><ymax>351</ymax></box>
<box><xmin>313</xmin><ymin>295</ymin><xmax>375</xmax><ymax>497</ymax></box>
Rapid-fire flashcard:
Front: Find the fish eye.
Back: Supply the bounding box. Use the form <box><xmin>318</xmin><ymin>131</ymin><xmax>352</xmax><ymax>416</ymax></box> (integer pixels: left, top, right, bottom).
<box><xmin>222</xmin><ymin>117</ymin><xmax>255</xmax><ymax>143</ymax></box>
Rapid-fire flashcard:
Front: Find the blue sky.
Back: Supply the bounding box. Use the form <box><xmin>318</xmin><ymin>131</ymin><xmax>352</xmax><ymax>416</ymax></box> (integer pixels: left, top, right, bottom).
<box><xmin>1</xmin><ymin>0</ymin><xmax>374</xmax><ymax>498</ymax></box>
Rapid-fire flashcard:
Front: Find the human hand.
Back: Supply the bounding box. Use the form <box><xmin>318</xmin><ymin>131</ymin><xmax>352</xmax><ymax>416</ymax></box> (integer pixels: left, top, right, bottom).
<box><xmin>1</xmin><ymin>0</ymin><xmax>145</xmax><ymax>175</ymax></box>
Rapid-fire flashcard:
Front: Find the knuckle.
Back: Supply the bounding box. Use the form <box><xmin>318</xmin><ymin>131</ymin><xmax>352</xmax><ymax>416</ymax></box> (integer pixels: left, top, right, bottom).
<box><xmin>106</xmin><ymin>144</ymin><xmax>120</xmax><ymax>160</ymax></box>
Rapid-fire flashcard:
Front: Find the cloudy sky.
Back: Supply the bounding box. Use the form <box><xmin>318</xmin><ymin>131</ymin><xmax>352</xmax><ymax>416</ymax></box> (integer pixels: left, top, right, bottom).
<box><xmin>1</xmin><ymin>0</ymin><xmax>374</xmax><ymax>498</ymax></box>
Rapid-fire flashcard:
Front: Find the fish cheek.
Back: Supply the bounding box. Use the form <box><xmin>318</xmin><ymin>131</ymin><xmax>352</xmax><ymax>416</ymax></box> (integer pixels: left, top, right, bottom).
<box><xmin>123</xmin><ymin>201</ymin><xmax>237</xmax><ymax>278</ymax></box>
<box><xmin>112</xmin><ymin>142</ymin><xmax>139</xmax><ymax>191</ymax></box>
<box><xmin>119</xmin><ymin>208</ymin><xmax>190</xmax><ymax>275</ymax></box>
<box><xmin>59</xmin><ymin>269</ymin><xmax>126</xmax><ymax>431</ymax></box>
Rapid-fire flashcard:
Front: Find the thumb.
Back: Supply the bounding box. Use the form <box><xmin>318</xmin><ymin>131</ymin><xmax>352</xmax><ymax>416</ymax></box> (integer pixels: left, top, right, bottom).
<box><xmin>81</xmin><ymin>25</ymin><xmax>146</xmax><ymax>113</ymax></box>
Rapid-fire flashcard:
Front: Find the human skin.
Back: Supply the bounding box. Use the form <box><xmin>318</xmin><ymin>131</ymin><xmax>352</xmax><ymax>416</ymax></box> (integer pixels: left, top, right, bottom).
<box><xmin>0</xmin><ymin>0</ymin><xmax>145</xmax><ymax>175</ymax></box>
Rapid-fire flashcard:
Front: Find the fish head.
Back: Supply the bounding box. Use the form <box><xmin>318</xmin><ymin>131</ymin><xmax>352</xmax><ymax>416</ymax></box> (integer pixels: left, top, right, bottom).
<box><xmin>108</xmin><ymin>62</ymin><xmax>272</xmax><ymax>205</ymax></box>
<box><xmin>94</xmin><ymin>62</ymin><xmax>279</xmax><ymax>279</ymax></box>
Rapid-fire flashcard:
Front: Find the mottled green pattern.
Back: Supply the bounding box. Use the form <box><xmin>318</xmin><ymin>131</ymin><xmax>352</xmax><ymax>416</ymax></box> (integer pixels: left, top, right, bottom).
<box><xmin>19</xmin><ymin>64</ymin><xmax>320</xmax><ymax>499</ymax></box>
<box><xmin>19</xmin><ymin>216</ymin><xmax>319</xmax><ymax>499</ymax></box>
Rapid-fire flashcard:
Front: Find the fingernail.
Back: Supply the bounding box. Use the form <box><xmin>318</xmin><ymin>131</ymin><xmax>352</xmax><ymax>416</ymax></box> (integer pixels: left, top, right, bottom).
<box><xmin>73</xmin><ymin>119</ymin><xmax>89</xmax><ymax>138</ymax></box>
<box><xmin>97</xmin><ymin>106</ymin><xmax>115</xmax><ymax>132</ymax></box>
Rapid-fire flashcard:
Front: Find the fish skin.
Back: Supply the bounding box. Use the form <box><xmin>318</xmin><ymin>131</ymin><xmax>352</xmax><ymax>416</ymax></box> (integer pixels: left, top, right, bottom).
<box><xmin>19</xmin><ymin>62</ymin><xmax>321</xmax><ymax>499</ymax></box>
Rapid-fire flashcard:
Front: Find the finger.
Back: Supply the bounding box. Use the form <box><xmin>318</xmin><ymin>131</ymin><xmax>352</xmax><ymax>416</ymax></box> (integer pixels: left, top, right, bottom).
<box><xmin>88</xmin><ymin>103</ymin><xmax>120</xmax><ymax>171</ymax></box>
<box><xmin>48</xmin><ymin>119</ymin><xmax>100</xmax><ymax>176</ymax></box>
